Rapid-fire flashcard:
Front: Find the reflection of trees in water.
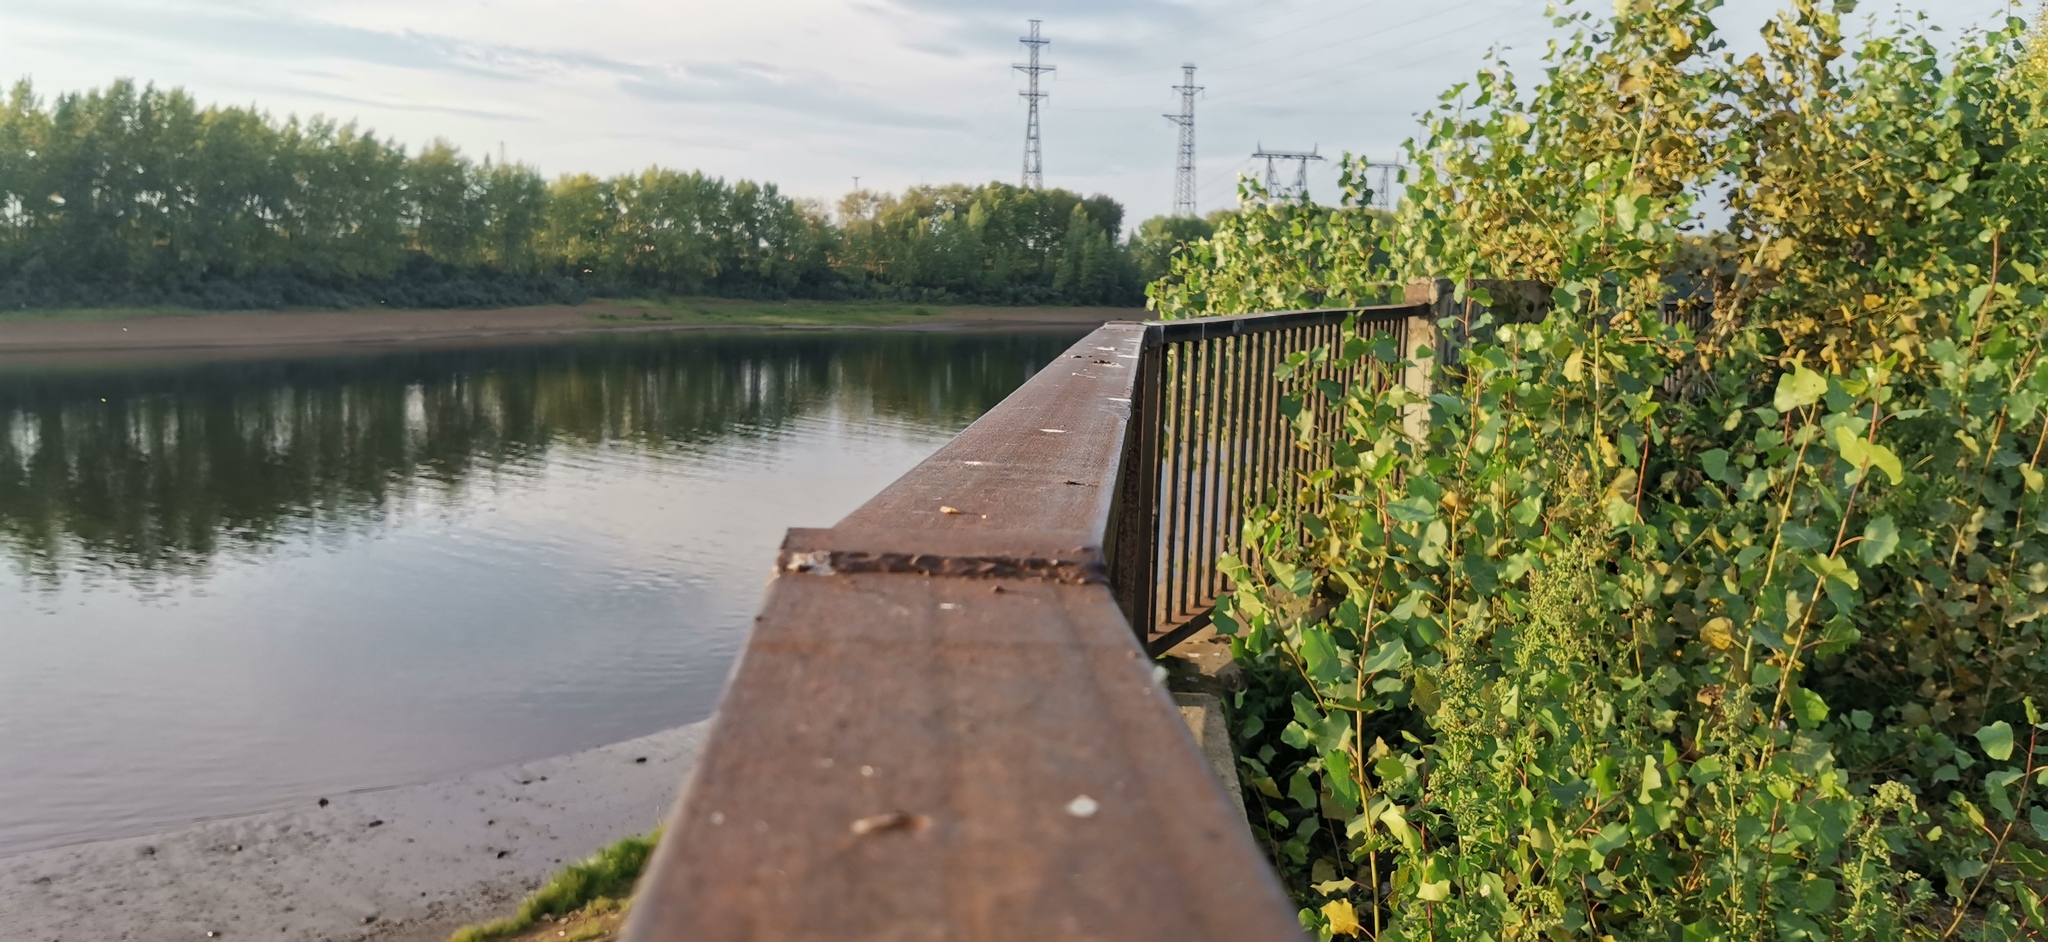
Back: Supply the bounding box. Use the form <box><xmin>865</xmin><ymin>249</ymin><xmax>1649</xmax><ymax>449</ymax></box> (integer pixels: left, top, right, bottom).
<box><xmin>0</xmin><ymin>331</ymin><xmax>1075</xmax><ymax>583</ymax></box>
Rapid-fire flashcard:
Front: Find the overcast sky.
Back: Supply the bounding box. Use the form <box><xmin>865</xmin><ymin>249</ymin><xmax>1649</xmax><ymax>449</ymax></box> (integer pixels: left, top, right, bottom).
<box><xmin>0</xmin><ymin>0</ymin><xmax>2028</xmax><ymax>225</ymax></box>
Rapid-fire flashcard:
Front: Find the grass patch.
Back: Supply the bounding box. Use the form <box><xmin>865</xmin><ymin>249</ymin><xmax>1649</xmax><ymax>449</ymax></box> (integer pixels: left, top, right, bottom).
<box><xmin>447</xmin><ymin>831</ymin><xmax>657</xmax><ymax>942</ymax></box>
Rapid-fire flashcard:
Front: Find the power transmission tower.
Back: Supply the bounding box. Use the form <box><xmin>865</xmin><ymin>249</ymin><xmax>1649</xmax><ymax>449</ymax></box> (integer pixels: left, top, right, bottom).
<box><xmin>1359</xmin><ymin>159</ymin><xmax>1404</xmax><ymax>210</ymax></box>
<box><xmin>1163</xmin><ymin>64</ymin><xmax>1201</xmax><ymax>217</ymax></box>
<box><xmin>1015</xmin><ymin>20</ymin><xmax>1054</xmax><ymax>189</ymax></box>
<box><xmin>1250</xmin><ymin>145</ymin><xmax>1325</xmax><ymax>202</ymax></box>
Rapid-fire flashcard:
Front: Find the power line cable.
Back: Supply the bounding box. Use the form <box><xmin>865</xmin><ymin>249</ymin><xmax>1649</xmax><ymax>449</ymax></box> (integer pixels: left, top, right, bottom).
<box><xmin>1174</xmin><ymin>2</ymin><xmax>1385</xmax><ymax>74</ymax></box>
<box><xmin>1198</xmin><ymin>0</ymin><xmax>1493</xmax><ymax>79</ymax></box>
<box><xmin>1084</xmin><ymin>0</ymin><xmax>1383</xmax><ymax>83</ymax></box>
<box><xmin>1064</xmin><ymin>0</ymin><xmax>1507</xmax><ymax>120</ymax></box>
<box><xmin>1204</xmin><ymin>9</ymin><xmax>1511</xmax><ymax>104</ymax></box>
<box><xmin>1202</xmin><ymin>1</ymin><xmax>1499</xmax><ymax>99</ymax></box>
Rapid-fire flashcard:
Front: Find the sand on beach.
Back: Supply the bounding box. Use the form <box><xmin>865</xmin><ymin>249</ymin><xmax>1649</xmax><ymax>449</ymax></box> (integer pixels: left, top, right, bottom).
<box><xmin>0</xmin><ymin>719</ymin><xmax>711</xmax><ymax>942</ymax></box>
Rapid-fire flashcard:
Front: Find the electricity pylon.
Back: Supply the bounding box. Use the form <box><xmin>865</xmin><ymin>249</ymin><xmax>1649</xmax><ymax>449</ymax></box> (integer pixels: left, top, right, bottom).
<box><xmin>1251</xmin><ymin>145</ymin><xmax>1324</xmax><ymax>202</ymax></box>
<box><xmin>1163</xmin><ymin>64</ymin><xmax>1201</xmax><ymax>216</ymax></box>
<box><xmin>1015</xmin><ymin>20</ymin><xmax>1054</xmax><ymax>189</ymax></box>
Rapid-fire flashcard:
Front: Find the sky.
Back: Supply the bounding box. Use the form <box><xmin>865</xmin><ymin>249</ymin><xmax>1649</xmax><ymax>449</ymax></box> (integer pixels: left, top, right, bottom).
<box><xmin>0</xmin><ymin>0</ymin><xmax>2030</xmax><ymax>226</ymax></box>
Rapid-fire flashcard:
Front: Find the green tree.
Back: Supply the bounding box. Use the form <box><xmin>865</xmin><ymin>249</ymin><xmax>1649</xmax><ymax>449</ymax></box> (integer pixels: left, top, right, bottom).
<box><xmin>1130</xmin><ymin>214</ymin><xmax>1214</xmax><ymax>285</ymax></box>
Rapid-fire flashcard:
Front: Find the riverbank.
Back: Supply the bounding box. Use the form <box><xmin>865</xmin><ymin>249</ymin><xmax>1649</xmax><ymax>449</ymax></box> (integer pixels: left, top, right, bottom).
<box><xmin>0</xmin><ymin>299</ymin><xmax>1134</xmax><ymax>365</ymax></box>
<box><xmin>0</xmin><ymin>719</ymin><xmax>711</xmax><ymax>942</ymax></box>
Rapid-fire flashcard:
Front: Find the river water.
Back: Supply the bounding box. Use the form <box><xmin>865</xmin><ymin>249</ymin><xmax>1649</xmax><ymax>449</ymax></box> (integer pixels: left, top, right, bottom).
<box><xmin>0</xmin><ymin>329</ymin><xmax>1079</xmax><ymax>856</ymax></box>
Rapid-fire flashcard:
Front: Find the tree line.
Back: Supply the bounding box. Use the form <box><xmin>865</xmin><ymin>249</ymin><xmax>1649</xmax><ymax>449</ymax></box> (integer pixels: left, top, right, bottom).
<box><xmin>0</xmin><ymin>80</ymin><xmax>1200</xmax><ymax>310</ymax></box>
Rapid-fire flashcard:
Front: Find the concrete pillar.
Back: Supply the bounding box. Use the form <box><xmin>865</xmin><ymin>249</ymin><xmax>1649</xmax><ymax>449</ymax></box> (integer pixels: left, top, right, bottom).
<box><xmin>1401</xmin><ymin>278</ymin><xmax>1454</xmax><ymax>444</ymax></box>
<box><xmin>1400</xmin><ymin>278</ymin><xmax>1552</xmax><ymax>444</ymax></box>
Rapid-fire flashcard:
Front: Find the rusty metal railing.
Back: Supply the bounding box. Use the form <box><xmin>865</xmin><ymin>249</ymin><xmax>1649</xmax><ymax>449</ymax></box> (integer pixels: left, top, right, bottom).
<box><xmin>1116</xmin><ymin>304</ymin><xmax>1429</xmax><ymax>653</ymax></box>
<box><xmin>625</xmin><ymin>303</ymin><xmax>1437</xmax><ymax>941</ymax></box>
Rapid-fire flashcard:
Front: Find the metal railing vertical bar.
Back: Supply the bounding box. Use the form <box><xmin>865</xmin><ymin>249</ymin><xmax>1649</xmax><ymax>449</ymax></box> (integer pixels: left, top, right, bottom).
<box><xmin>1160</xmin><ymin>343</ymin><xmax>1188</xmax><ymax>634</ymax></box>
<box><xmin>1246</xmin><ymin>330</ymin><xmax>1265</xmax><ymax>542</ymax></box>
<box><xmin>1248</xmin><ymin>328</ymin><xmax>1275</xmax><ymax>583</ymax></box>
<box><xmin>1221</xmin><ymin>332</ymin><xmax>1244</xmax><ymax>595</ymax></box>
<box><xmin>1187</xmin><ymin>335</ymin><xmax>1215</xmax><ymax>623</ymax></box>
<box><xmin>1269</xmin><ymin>327</ymin><xmax>1290</xmax><ymax>509</ymax></box>
<box><xmin>1199</xmin><ymin>334</ymin><xmax>1224</xmax><ymax>610</ymax></box>
<box><xmin>1138</xmin><ymin>332</ymin><xmax>1165</xmax><ymax>634</ymax></box>
<box><xmin>1118</xmin><ymin>324</ymin><xmax>1166</xmax><ymax>634</ymax></box>
<box><xmin>1225</xmin><ymin>332</ymin><xmax>1253</xmax><ymax>602</ymax></box>
<box><xmin>1213</xmin><ymin>333</ymin><xmax>1240</xmax><ymax>606</ymax></box>
<box><xmin>1204</xmin><ymin>330</ymin><xmax>1231</xmax><ymax>611</ymax></box>
<box><xmin>1286</xmin><ymin>325</ymin><xmax>1308</xmax><ymax>501</ymax></box>
<box><xmin>1268</xmin><ymin>327</ymin><xmax>1291</xmax><ymax>519</ymax></box>
<box><xmin>1172</xmin><ymin>341</ymin><xmax>1199</xmax><ymax>628</ymax></box>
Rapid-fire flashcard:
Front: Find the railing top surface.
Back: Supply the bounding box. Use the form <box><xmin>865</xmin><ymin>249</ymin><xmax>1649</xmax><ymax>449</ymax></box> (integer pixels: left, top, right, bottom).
<box><xmin>625</xmin><ymin>323</ymin><xmax>1303</xmax><ymax>942</ymax></box>
<box><xmin>1144</xmin><ymin>301</ymin><xmax>1427</xmax><ymax>345</ymax></box>
<box><xmin>834</xmin><ymin>322</ymin><xmax>1145</xmax><ymax>545</ymax></box>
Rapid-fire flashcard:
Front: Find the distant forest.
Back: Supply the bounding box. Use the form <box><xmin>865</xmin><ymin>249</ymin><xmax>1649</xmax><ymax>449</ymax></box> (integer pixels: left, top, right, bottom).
<box><xmin>0</xmin><ymin>80</ymin><xmax>1215</xmax><ymax>310</ymax></box>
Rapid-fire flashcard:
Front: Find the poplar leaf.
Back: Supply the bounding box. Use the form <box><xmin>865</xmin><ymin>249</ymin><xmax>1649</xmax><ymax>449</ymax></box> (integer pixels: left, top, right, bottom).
<box><xmin>1386</xmin><ymin>495</ymin><xmax>1436</xmax><ymax>524</ymax></box>
<box><xmin>1359</xmin><ymin>638</ymin><xmax>1411</xmax><ymax>675</ymax></box>
<box><xmin>1975</xmin><ymin>721</ymin><xmax>2014</xmax><ymax>761</ymax></box>
<box><xmin>1302</xmin><ymin>626</ymin><xmax>1343</xmax><ymax>683</ymax></box>
<box><xmin>1803</xmin><ymin>553</ymin><xmax>1859</xmax><ymax>590</ymax></box>
<box><xmin>1831</xmin><ymin>426</ymin><xmax>1904</xmax><ymax>485</ymax></box>
<box><xmin>1322</xmin><ymin>899</ymin><xmax>1364</xmax><ymax>936</ymax></box>
<box><xmin>1701</xmin><ymin>617</ymin><xmax>1735</xmax><ymax>650</ymax></box>
<box><xmin>1858</xmin><ymin>516</ymin><xmax>1899</xmax><ymax>566</ymax></box>
<box><xmin>1791</xmin><ymin>687</ymin><xmax>1829</xmax><ymax>729</ymax></box>
<box><xmin>1380</xmin><ymin>805</ymin><xmax>1418</xmax><ymax>850</ymax></box>
<box><xmin>1967</xmin><ymin>282</ymin><xmax>1994</xmax><ymax>314</ymax></box>
<box><xmin>1774</xmin><ymin>365</ymin><xmax>1828</xmax><ymax>412</ymax></box>
<box><xmin>1701</xmin><ymin>448</ymin><xmax>1732</xmax><ymax>484</ymax></box>
<box><xmin>2008</xmin><ymin>842</ymin><xmax>2048</xmax><ymax>879</ymax></box>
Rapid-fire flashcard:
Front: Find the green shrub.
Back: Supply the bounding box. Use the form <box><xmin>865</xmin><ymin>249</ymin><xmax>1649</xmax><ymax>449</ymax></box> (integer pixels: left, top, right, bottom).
<box><xmin>1157</xmin><ymin>1</ymin><xmax>2048</xmax><ymax>938</ymax></box>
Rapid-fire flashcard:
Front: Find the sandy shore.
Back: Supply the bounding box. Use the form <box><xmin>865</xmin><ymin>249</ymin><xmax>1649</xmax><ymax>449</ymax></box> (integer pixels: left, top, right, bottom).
<box><xmin>0</xmin><ymin>719</ymin><xmax>711</xmax><ymax>942</ymax></box>
<box><xmin>0</xmin><ymin>303</ymin><xmax>1125</xmax><ymax>367</ymax></box>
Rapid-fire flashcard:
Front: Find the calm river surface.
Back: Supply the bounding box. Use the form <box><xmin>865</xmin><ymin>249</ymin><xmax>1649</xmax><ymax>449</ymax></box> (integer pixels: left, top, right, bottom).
<box><xmin>0</xmin><ymin>329</ymin><xmax>1079</xmax><ymax>855</ymax></box>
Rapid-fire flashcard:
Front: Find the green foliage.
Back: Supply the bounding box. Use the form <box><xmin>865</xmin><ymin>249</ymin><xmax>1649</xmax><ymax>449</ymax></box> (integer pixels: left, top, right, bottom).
<box><xmin>0</xmin><ymin>80</ymin><xmax>1143</xmax><ymax>310</ymax></box>
<box><xmin>1130</xmin><ymin>213</ymin><xmax>1216</xmax><ymax>285</ymax></box>
<box><xmin>1160</xmin><ymin>2</ymin><xmax>2048</xmax><ymax>938</ymax></box>
<box><xmin>447</xmin><ymin>831</ymin><xmax>656</xmax><ymax>942</ymax></box>
<box><xmin>833</xmin><ymin>181</ymin><xmax>1142</xmax><ymax>305</ymax></box>
<box><xmin>1150</xmin><ymin>175</ymin><xmax>1396</xmax><ymax>316</ymax></box>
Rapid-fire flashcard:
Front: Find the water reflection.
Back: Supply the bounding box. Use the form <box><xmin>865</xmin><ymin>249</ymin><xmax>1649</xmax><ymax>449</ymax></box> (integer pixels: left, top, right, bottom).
<box><xmin>0</xmin><ymin>329</ymin><xmax>1077</xmax><ymax>854</ymax></box>
<box><xmin>0</xmin><ymin>331</ymin><xmax>1060</xmax><ymax>585</ymax></box>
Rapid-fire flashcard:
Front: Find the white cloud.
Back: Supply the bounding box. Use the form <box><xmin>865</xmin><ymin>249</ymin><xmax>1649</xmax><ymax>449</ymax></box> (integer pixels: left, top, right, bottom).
<box><xmin>0</xmin><ymin>0</ymin><xmax>2021</xmax><ymax>223</ymax></box>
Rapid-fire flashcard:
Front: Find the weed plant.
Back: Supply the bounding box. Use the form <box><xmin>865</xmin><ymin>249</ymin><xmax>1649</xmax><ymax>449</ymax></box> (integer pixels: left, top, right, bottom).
<box><xmin>447</xmin><ymin>831</ymin><xmax>655</xmax><ymax>942</ymax></box>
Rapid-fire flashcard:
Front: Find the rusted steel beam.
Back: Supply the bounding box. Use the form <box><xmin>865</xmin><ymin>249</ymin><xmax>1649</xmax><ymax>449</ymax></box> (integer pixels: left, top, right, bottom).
<box><xmin>836</xmin><ymin>323</ymin><xmax>1147</xmax><ymax>538</ymax></box>
<box><xmin>625</xmin><ymin>325</ymin><xmax>1303</xmax><ymax>942</ymax></box>
<box><xmin>1146</xmin><ymin>302</ymin><xmax>1424</xmax><ymax>345</ymax></box>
